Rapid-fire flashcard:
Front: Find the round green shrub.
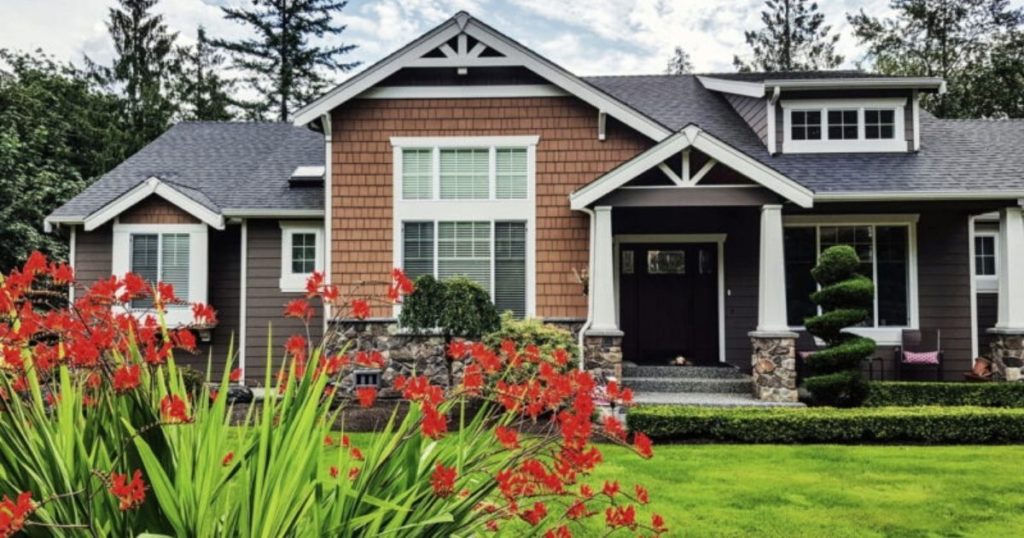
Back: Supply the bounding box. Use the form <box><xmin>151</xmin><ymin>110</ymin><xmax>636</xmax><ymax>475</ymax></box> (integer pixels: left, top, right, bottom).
<box><xmin>810</xmin><ymin>245</ymin><xmax>861</xmax><ymax>285</ymax></box>
<box><xmin>483</xmin><ymin>313</ymin><xmax>580</xmax><ymax>359</ymax></box>
<box><xmin>399</xmin><ymin>275</ymin><xmax>499</xmax><ymax>339</ymax></box>
<box><xmin>398</xmin><ymin>275</ymin><xmax>446</xmax><ymax>332</ymax></box>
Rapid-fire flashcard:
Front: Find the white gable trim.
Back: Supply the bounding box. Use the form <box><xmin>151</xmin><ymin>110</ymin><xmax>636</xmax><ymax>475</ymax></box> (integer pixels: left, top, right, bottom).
<box><xmin>569</xmin><ymin>126</ymin><xmax>814</xmax><ymax>210</ymax></box>
<box><xmin>83</xmin><ymin>177</ymin><xmax>225</xmax><ymax>231</ymax></box>
<box><xmin>292</xmin><ymin>13</ymin><xmax>671</xmax><ymax>141</ymax></box>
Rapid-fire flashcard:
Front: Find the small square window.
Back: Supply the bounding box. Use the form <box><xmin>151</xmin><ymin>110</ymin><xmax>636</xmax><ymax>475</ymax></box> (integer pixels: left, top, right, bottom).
<box><xmin>827</xmin><ymin>110</ymin><xmax>858</xmax><ymax>140</ymax></box>
<box><xmin>865</xmin><ymin>109</ymin><xmax>896</xmax><ymax>140</ymax></box>
<box><xmin>791</xmin><ymin>110</ymin><xmax>821</xmax><ymax>141</ymax></box>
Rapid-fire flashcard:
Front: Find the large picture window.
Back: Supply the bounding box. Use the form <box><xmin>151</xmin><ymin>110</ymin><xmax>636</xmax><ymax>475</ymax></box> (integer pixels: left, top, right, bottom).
<box><xmin>784</xmin><ymin>223</ymin><xmax>912</xmax><ymax>328</ymax></box>
<box><xmin>396</xmin><ymin>138</ymin><xmax>534</xmax><ymax>202</ymax></box>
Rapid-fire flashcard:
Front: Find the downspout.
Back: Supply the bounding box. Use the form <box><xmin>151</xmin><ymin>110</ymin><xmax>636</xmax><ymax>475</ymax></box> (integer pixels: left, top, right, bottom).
<box><xmin>577</xmin><ymin>207</ymin><xmax>597</xmax><ymax>371</ymax></box>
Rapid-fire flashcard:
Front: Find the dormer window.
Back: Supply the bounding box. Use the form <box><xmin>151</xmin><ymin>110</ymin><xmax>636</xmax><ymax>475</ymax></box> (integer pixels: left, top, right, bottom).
<box><xmin>782</xmin><ymin>98</ymin><xmax>908</xmax><ymax>153</ymax></box>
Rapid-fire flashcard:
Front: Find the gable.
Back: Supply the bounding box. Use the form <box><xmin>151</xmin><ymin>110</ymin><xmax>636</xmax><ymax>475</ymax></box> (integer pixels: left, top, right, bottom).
<box><xmin>119</xmin><ymin>195</ymin><xmax>201</xmax><ymax>225</ymax></box>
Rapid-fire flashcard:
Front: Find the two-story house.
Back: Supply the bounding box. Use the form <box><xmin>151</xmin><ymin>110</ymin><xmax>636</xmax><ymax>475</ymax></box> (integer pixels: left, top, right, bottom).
<box><xmin>45</xmin><ymin>12</ymin><xmax>1024</xmax><ymax>402</ymax></box>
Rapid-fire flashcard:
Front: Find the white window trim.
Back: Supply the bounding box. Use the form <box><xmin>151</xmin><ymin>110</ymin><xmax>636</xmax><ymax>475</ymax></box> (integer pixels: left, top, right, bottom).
<box><xmin>781</xmin><ymin>98</ymin><xmax>908</xmax><ymax>154</ymax></box>
<box><xmin>974</xmin><ymin>230</ymin><xmax>999</xmax><ymax>293</ymax></box>
<box><xmin>391</xmin><ymin>135</ymin><xmax>538</xmax><ymax>317</ymax></box>
<box><xmin>783</xmin><ymin>214</ymin><xmax>920</xmax><ymax>346</ymax></box>
<box><xmin>111</xmin><ymin>222</ymin><xmax>209</xmax><ymax>327</ymax></box>
<box><xmin>279</xmin><ymin>222</ymin><xmax>324</xmax><ymax>293</ymax></box>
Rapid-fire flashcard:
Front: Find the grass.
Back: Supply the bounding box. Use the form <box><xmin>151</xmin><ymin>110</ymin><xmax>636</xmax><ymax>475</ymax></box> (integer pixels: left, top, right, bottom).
<box><xmin>339</xmin><ymin>435</ymin><xmax>1024</xmax><ymax>537</ymax></box>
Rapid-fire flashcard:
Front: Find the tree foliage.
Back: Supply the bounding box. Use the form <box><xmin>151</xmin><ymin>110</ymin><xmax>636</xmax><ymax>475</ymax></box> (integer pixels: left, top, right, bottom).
<box><xmin>0</xmin><ymin>50</ymin><xmax>129</xmax><ymax>270</ymax></box>
<box><xmin>210</xmin><ymin>0</ymin><xmax>360</xmax><ymax>121</ymax></box>
<box><xmin>665</xmin><ymin>46</ymin><xmax>694</xmax><ymax>75</ymax></box>
<box><xmin>849</xmin><ymin>0</ymin><xmax>1024</xmax><ymax>118</ymax></box>
<box><xmin>172</xmin><ymin>27</ymin><xmax>236</xmax><ymax>121</ymax></box>
<box><xmin>734</xmin><ymin>0</ymin><xmax>843</xmax><ymax>72</ymax></box>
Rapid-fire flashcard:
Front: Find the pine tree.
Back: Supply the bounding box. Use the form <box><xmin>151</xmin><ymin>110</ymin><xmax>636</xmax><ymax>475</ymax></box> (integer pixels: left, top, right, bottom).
<box><xmin>88</xmin><ymin>0</ymin><xmax>178</xmax><ymax>151</ymax></box>
<box><xmin>173</xmin><ymin>27</ymin><xmax>235</xmax><ymax>121</ymax></box>
<box><xmin>734</xmin><ymin>0</ymin><xmax>843</xmax><ymax>72</ymax></box>
<box><xmin>849</xmin><ymin>0</ymin><xmax>1024</xmax><ymax>118</ymax></box>
<box><xmin>665</xmin><ymin>46</ymin><xmax>694</xmax><ymax>75</ymax></box>
<box><xmin>210</xmin><ymin>0</ymin><xmax>360</xmax><ymax>121</ymax></box>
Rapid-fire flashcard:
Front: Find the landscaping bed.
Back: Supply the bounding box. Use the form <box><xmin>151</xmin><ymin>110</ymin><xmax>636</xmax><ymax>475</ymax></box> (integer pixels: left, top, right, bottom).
<box><xmin>864</xmin><ymin>381</ymin><xmax>1024</xmax><ymax>407</ymax></box>
<box><xmin>627</xmin><ymin>405</ymin><xmax>1024</xmax><ymax>444</ymax></box>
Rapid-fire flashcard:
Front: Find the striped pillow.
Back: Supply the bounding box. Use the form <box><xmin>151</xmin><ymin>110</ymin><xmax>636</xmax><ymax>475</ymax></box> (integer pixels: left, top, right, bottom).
<box><xmin>902</xmin><ymin>350</ymin><xmax>940</xmax><ymax>365</ymax></box>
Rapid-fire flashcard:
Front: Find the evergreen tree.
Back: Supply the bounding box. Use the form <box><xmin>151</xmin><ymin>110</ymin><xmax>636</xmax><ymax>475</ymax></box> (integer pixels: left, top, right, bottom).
<box><xmin>210</xmin><ymin>0</ymin><xmax>360</xmax><ymax>121</ymax></box>
<box><xmin>665</xmin><ymin>46</ymin><xmax>694</xmax><ymax>75</ymax></box>
<box><xmin>734</xmin><ymin>0</ymin><xmax>843</xmax><ymax>72</ymax></box>
<box><xmin>849</xmin><ymin>0</ymin><xmax>1024</xmax><ymax>118</ymax></box>
<box><xmin>88</xmin><ymin>0</ymin><xmax>178</xmax><ymax>152</ymax></box>
<box><xmin>173</xmin><ymin>27</ymin><xmax>236</xmax><ymax>121</ymax></box>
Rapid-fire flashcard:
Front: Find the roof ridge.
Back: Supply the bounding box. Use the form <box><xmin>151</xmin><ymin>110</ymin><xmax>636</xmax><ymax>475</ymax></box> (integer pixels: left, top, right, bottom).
<box><xmin>583</xmin><ymin>73</ymin><xmax>690</xmax><ymax>79</ymax></box>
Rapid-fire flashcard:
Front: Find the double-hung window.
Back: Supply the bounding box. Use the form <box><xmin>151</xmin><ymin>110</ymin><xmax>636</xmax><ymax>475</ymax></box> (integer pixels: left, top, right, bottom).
<box><xmin>112</xmin><ymin>223</ymin><xmax>208</xmax><ymax>325</ymax></box>
<box><xmin>783</xmin><ymin>218</ymin><xmax>918</xmax><ymax>342</ymax></box>
<box><xmin>974</xmin><ymin>231</ymin><xmax>998</xmax><ymax>293</ymax></box>
<box><xmin>392</xmin><ymin>136</ymin><xmax>537</xmax><ymax>318</ymax></box>
<box><xmin>782</xmin><ymin>99</ymin><xmax>908</xmax><ymax>153</ymax></box>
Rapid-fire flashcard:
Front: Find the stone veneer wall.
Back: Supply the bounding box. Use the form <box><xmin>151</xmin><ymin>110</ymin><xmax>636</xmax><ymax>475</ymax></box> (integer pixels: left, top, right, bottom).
<box><xmin>989</xmin><ymin>331</ymin><xmax>1024</xmax><ymax>381</ymax></box>
<box><xmin>749</xmin><ymin>332</ymin><xmax>798</xmax><ymax>402</ymax></box>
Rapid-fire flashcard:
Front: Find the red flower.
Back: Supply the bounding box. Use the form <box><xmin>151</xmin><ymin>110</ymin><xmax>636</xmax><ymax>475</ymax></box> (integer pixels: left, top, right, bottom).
<box><xmin>348</xmin><ymin>467</ymin><xmax>361</xmax><ymax>480</ymax></box>
<box><xmin>22</xmin><ymin>251</ymin><xmax>46</xmax><ymax>275</ymax></box>
<box><xmin>113</xmin><ymin>365</ymin><xmax>141</xmax><ymax>393</ymax></box>
<box><xmin>633</xmin><ymin>432</ymin><xmax>654</xmax><ymax>459</ymax></box>
<box><xmin>350</xmin><ymin>447</ymin><xmax>364</xmax><ymax>461</ymax></box>
<box><xmin>604</xmin><ymin>504</ymin><xmax>637</xmax><ymax>529</ymax></box>
<box><xmin>222</xmin><ymin>452</ymin><xmax>234</xmax><ymax>466</ymax></box>
<box><xmin>172</xmin><ymin>329</ymin><xmax>197</xmax><ymax>351</ymax></box>
<box><xmin>651</xmin><ymin>513</ymin><xmax>668</xmax><ymax>533</ymax></box>
<box><xmin>355</xmin><ymin>387</ymin><xmax>377</xmax><ymax>408</ymax></box>
<box><xmin>350</xmin><ymin>299</ymin><xmax>370</xmax><ymax>320</ymax></box>
<box><xmin>229</xmin><ymin>368</ymin><xmax>243</xmax><ymax>383</ymax></box>
<box><xmin>634</xmin><ymin>484</ymin><xmax>649</xmax><ymax>504</ymax></box>
<box><xmin>602</xmin><ymin>480</ymin><xmax>620</xmax><ymax>498</ymax></box>
<box><xmin>0</xmin><ymin>491</ymin><xmax>33</xmax><ymax>536</ymax></box>
<box><xmin>329</xmin><ymin>466</ymin><xmax>339</xmax><ymax>478</ymax></box>
<box><xmin>324</xmin><ymin>435</ymin><xmax>335</xmax><ymax>447</ymax></box>
<box><xmin>156</xmin><ymin>282</ymin><xmax>179</xmax><ymax>306</ymax></box>
<box><xmin>120</xmin><ymin>273</ymin><xmax>148</xmax><ymax>301</ymax></box>
<box><xmin>284</xmin><ymin>335</ymin><xmax>308</xmax><ymax>362</ymax></box>
<box><xmin>446</xmin><ymin>340</ymin><xmax>467</xmax><ymax>360</ymax></box>
<box><xmin>49</xmin><ymin>262</ymin><xmax>74</xmax><ymax>285</ymax></box>
<box><xmin>191</xmin><ymin>303</ymin><xmax>217</xmax><ymax>325</ymax></box>
<box><xmin>552</xmin><ymin>348</ymin><xmax>570</xmax><ymax>366</ymax></box>
<box><xmin>160</xmin><ymin>394</ymin><xmax>190</xmax><ymax>423</ymax></box>
<box><xmin>430</xmin><ymin>463</ymin><xmax>458</xmax><ymax>498</ymax></box>
<box><xmin>109</xmin><ymin>470</ymin><xmax>146</xmax><ymax>511</ymax></box>
<box><xmin>461</xmin><ymin>363</ymin><xmax>483</xmax><ymax>395</ymax></box>
<box><xmin>305</xmin><ymin>272</ymin><xmax>325</xmax><ymax>297</ymax></box>
<box><xmin>420</xmin><ymin>403</ymin><xmax>448</xmax><ymax>439</ymax></box>
<box><xmin>544</xmin><ymin>525</ymin><xmax>572</xmax><ymax>538</ymax></box>
<box><xmin>602</xmin><ymin>415</ymin><xmax>627</xmax><ymax>440</ymax></box>
<box><xmin>521</xmin><ymin>501</ymin><xmax>548</xmax><ymax>526</ymax></box>
<box><xmin>495</xmin><ymin>426</ymin><xmax>520</xmax><ymax>449</ymax></box>
<box><xmin>283</xmin><ymin>299</ymin><xmax>314</xmax><ymax>322</ymax></box>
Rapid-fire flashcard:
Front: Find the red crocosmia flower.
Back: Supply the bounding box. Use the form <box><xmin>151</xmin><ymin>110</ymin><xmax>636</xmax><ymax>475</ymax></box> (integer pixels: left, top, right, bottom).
<box><xmin>160</xmin><ymin>395</ymin><xmax>190</xmax><ymax>423</ymax></box>
<box><xmin>420</xmin><ymin>404</ymin><xmax>448</xmax><ymax>439</ymax></box>
<box><xmin>521</xmin><ymin>502</ymin><xmax>548</xmax><ymax>526</ymax></box>
<box><xmin>324</xmin><ymin>435</ymin><xmax>334</xmax><ymax>447</ymax></box>
<box><xmin>430</xmin><ymin>463</ymin><xmax>457</xmax><ymax>498</ymax></box>
<box><xmin>633</xmin><ymin>432</ymin><xmax>654</xmax><ymax>459</ymax></box>
<box><xmin>120</xmin><ymin>273</ymin><xmax>148</xmax><ymax>301</ymax></box>
<box><xmin>545</xmin><ymin>525</ymin><xmax>572</xmax><ymax>538</ymax></box>
<box><xmin>0</xmin><ymin>491</ymin><xmax>34</xmax><ymax>536</ymax></box>
<box><xmin>652</xmin><ymin>513</ymin><xmax>668</xmax><ymax>533</ymax></box>
<box><xmin>283</xmin><ymin>299</ymin><xmax>313</xmax><ymax>322</ymax></box>
<box><xmin>461</xmin><ymin>363</ymin><xmax>483</xmax><ymax>395</ymax></box>
<box><xmin>348</xmin><ymin>467</ymin><xmax>361</xmax><ymax>480</ymax></box>
<box><xmin>606</xmin><ymin>380</ymin><xmax>620</xmax><ymax>400</ymax></box>
<box><xmin>350</xmin><ymin>299</ymin><xmax>370</xmax><ymax>320</ymax></box>
<box><xmin>321</xmin><ymin>284</ymin><xmax>339</xmax><ymax>303</ymax></box>
<box><xmin>113</xmin><ymin>365</ymin><xmax>141</xmax><ymax>393</ymax></box>
<box><xmin>604</xmin><ymin>504</ymin><xmax>637</xmax><ymax>529</ymax></box>
<box><xmin>109</xmin><ymin>470</ymin><xmax>146</xmax><ymax>511</ymax></box>
<box><xmin>602</xmin><ymin>480</ymin><xmax>620</xmax><ymax>498</ymax></box>
<box><xmin>11</xmin><ymin>376</ymin><xmax>28</xmax><ymax>393</ymax></box>
<box><xmin>229</xmin><ymin>368</ymin><xmax>243</xmax><ymax>383</ymax></box>
<box><xmin>602</xmin><ymin>416</ymin><xmax>627</xmax><ymax>440</ymax></box>
<box><xmin>222</xmin><ymin>452</ymin><xmax>234</xmax><ymax>466</ymax></box>
<box><xmin>552</xmin><ymin>348</ymin><xmax>570</xmax><ymax>366</ymax></box>
<box><xmin>619</xmin><ymin>387</ymin><xmax>634</xmax><ymax>405</ymax></box>
<box><xmin>633</xmin><ymin>484</ymin><xmax>651</xmax><ymax>506</ymax></box>
<box><xmin>172</xmin><ymin>329</ymin><xmax>197</xmax><ymax>351</ymax></box>
<box><xmin>305</xmin><ymin>271</ymin><xmax>325</xmax><ymax>297</ymax></box>
<box><xmin>355</xmin><ymin>387</ymin><xmax>377</xmax><ymax>408</ymax></box>
<box><xmin>580</xmin><ymin>484</ymin><xmax>594</xmax><ymax>499</ymax></box>
<box><xmin>209</xmin><ymin>390</ymin><xmax>218</xmax><ymax>402</ymax></box>
<box><xmin>495</xmin><ymin>426</ymin><xmax>520</xmax><ymax>449</ymax></box>
<box><xmin>284</xmin><ymin>335</ymin><xmax>307</xmax><ymax>362</ymax></box>
<box><xmin>49</xmin><ymin>262</ymin><xmax>75</xmax><ymax>284</ymax></box>
<box><xmin>350</xmin><ymin>447</ymin><xmax>364</xmax><ymax>461</ymax></box>
<box><xmin>191</xmin><ymin>303</ymin><xmax>217</xmax><ymax>325</ymax></box>
<box><xmin>446</xmin><ymin>340</ymin><xmax>467</xmax><ymax>360</ymax></box>
<box><xmin>329</xmin><ymin>466</ymin><xmax>340</xmax><ymax>479</ymax></box>
<box><xmin>156</xmin><ymin>282</ymin><xmax>179</xmax><ymax>305</ymax></box>
<box><xmin>23</xmin><ymin>251</ymin><xmax>46</xmax><ymax>275</ymax></box>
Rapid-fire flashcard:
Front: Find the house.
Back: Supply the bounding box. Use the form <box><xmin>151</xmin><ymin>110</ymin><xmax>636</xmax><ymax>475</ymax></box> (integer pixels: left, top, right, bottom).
<box><xmin>45</xmin><ymin>12</ymin><xmax>1024</xmax><ymax>402</ymax></box>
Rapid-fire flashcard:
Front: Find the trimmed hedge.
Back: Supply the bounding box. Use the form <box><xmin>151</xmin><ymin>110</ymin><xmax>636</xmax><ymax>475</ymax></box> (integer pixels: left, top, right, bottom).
<box><xmin>627</xmin><ymin>405</ymin><xmax>1024</xmax><ymax>444</ymax></box>
<box><xmin>865</xmin><ymin>382</ymin><xmax>1024</xmax><ymax>408</ymax></box>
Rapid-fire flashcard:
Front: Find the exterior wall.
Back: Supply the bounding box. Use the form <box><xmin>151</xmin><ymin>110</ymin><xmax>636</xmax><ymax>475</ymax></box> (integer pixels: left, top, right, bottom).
<box><xmin>72</xmin><ymin>223</ymin><xmax>113</xmax><ymax>297</ymax></box>
<box><xmin>119</xmin><ymin>195</ymin><xmax>200</xmax><ymax>224</ymax></box>
<box><xmin>243</xmin><ymin>219</ymin><xmax>323</xmax><ymax>383</ymax></box>
<box><xmin>329</xmin><ymin>96</ymin><xmax>652</xmax><ymax>319</ymax></box>
<box><xmin>723</xmin><ymin>94</ymin><xmax>768</xmax><ymax>146</ymax></box>
<box><xmin>977</xmin><ymin>293</ymin><xmax>999</xmax><ymax>359</ymax></box>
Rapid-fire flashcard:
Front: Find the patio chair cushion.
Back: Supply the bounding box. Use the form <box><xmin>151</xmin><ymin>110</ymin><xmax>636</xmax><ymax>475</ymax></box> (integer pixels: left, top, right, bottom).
<box><xmin>902</xmin><ymin>350</ymin><xmax>940</xmax><ymax>365</ymax></box>
<box><xmin>798</xmin><ymin>351</ymin><xmax>814</xmax><ymax>360</ymax></box>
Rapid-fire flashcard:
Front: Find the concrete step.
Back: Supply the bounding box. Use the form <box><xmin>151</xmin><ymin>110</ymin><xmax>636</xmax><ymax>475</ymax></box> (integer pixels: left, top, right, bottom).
<box><xmin>622</xmin><ymin>376</ymin><xmax>752</xmax><ymax>394</ymax></box>
<box><xmin>621</xmin><ymin>365</ymin><xmax>746</xmax><ymax>380</ymax></box>
<box><xmin>630</xmin><ymin>391</ymin><xmax>806</xmax><ymax>408</ymax></box>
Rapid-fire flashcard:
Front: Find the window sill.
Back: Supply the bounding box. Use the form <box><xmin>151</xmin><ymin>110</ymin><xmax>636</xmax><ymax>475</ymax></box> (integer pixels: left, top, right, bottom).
<box><xmin>782</xmin><ymin>139</ymin><xmax>909</xmax><ymax>154</ymax></box>
<box><xmin>279</xmin><ymin>275</ymin><xmax>312</xmax><ymax>294</ymax></box>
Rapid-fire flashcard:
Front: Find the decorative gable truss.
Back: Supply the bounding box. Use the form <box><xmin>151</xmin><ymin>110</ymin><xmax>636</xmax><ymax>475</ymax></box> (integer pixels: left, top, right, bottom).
<box><xmin>657</xmin><ymin>149</ymin><xmax>719</xmax><ymax>187</ymax></box>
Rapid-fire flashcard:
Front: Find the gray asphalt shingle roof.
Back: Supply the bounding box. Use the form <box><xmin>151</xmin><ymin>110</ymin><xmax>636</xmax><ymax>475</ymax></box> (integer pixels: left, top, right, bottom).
<box><xmin>49</xmin><ymin>121</ymin><xmax>323</xmax><ymax>219</ymax></box>
<box><xmin>583</xmin><ymin>74</ymin><xmax>1024</xmax><ymax>194</ymax></box>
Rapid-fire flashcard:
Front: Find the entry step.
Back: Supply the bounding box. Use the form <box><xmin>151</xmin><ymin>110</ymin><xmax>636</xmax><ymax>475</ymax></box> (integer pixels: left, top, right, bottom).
<box><xmin>621</xmin><ymin>365</ymin><xmax>747</xmax><ymax>380</ymax></box>
<box><xmin>622</xmin><ymin>376</ymin><xmax>752</xmax><ymax>394</ymax></box>
<box><xmin>630</xmin><ymin>391</ymin><xmax>805</xmax><ymax>408</ymax></box>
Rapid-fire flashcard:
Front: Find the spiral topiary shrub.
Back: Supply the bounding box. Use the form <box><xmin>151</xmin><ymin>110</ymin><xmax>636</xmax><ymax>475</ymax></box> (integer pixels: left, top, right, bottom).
<box><xmin>803</xmin><ymin>245</ymin><xmax>875</xmax><ymax>407</ymax></box>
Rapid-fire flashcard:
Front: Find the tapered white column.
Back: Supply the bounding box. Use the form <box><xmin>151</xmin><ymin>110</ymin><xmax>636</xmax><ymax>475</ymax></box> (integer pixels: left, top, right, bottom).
<box><xmin>589</xmin><ymin>206</ymin><xmax>620</xmax><ymax>334</ymax></box>
<box><xmin>996</xmin><ymin>207</ymin><xmax>1024</xmax><ymax>331</ymax></box>
<box><xmin>756</xmin><ymin>204</ymin><xmax>790</xmax><ymax>333</ymax></box>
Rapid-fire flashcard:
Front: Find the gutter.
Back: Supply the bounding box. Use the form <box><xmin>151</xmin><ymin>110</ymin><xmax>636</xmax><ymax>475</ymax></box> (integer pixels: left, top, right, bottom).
<box><xmin>576</xmin><ymin>207</ymin><xmax>597</xmax><ymax>371</ymax></box>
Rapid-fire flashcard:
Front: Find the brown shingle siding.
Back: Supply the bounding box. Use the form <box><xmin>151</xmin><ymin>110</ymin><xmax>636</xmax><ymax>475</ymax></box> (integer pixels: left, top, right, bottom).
<box><xmin>330</xmin><ymin>96</ymin><xmax>650</xmax><ymax>318</ymax></box>
<box><xmin>119</xmin><ymin>196</ymin><xmax>200</xmax><ymax>224</ymax></box>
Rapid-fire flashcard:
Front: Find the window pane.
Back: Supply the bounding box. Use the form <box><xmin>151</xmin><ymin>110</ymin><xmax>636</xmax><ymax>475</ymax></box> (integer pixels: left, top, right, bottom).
<box><xmin>161</xmin><ymin>234</ymin><xmax>190</xmax><ymax>308</ymax></box>
<box><xmin>440</xmin><ymin>149</ymin><xmax>489</xmax><ymax>199</ymax></box>
<box><xmin>975</xmin><ymin>236</ymin><xmax>997</xmax><ymax>276</ymax></box>
<box><xmin>784</xmin><ymin>227</ymin><xmax>818</xmax><ymax>326</ymax></box>
<box><xmin>290</xmin><ymin>233</ymin><xmax>317</xmax><ymax>274</ymax></box>
<box><xmin>827</xmin><ymin>109</ymin><xmax>858</xmax><ymax>140</ymax></box>
<box><xmin>496</xmin><ymin>148</ymin><xmax>527</xmax><ymax>199</ymax></box>
<box><xmin>130</xmin><ymin>234</ymin><xmax>159</xmax><ymax>309</ymax></box>
<box><xmin>647</xmin><ymin>251</ymin><xmax>685</xmax><ymax>274</ymax></box>
<box><xmin>865</xmin><ymin>109</ymin><xmax>896</xmax><ymax>140</ymax></box>
<box><xmin>876</xmin><ymin>226</ymin><xmax>908</xmax><ymax>326</ymax></box>
<box><xmin>494</xmin><ymin>222</ymin><xmax>526</xmax><ymax>317</ymax></box>
<box><xmin>438</xmin><ymin>221</ymin><xmax>491</xmax><ymax>292</ymax></box>
<box><xmin>791</xmin><ymin>110</ymin><xmax>821</xmax><ymax>141</ymax></box>
<box><xmin>403</xmin><ymin>222</ymin><xmax>434</xmax><ymax>281</ymax></box>
<box><xmin>402</xmin><ymin>149</ymin><xmax>433</xmax><ymax>199</ymax></box>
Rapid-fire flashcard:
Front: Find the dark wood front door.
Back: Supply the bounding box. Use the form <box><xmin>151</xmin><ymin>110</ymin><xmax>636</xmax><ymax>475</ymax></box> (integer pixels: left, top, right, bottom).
<box><xmin>619</xmin><ymin>243</ymin><xmax>720</xmax><ymax>365</ymax></box>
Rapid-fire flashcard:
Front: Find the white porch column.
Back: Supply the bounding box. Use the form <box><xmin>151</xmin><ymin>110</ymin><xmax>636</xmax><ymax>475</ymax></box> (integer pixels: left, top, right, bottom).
<box><xmin>589</xmin><ymin>206</ymin><xmax>620</xmax><ymax>334</ymax></box>
<box><xmin>996</xmin><ymin>207</ymin><xmax>1024</xmax><ymax>331</ymax></box>
<box><xmin>756</xmin><ymin>204</ymin><xmax>790</xmax><ymax>332</ymax></box>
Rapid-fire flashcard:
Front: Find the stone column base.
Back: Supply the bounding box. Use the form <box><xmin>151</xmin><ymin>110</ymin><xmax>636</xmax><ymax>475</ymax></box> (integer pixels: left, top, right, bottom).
<box><xmin>749</xmin><ymin>331</ymin><xmax>799</xmax><ymax>402</ymax></box>
<box><xmin>988</xmin><ymin>329</ymin><xmax>1024</xmax><ymax>381</ymax></box>
<box><xmin>583</xmin><ymin>331</ymin><xmax>623</xmax><ymax>381</ymax></box>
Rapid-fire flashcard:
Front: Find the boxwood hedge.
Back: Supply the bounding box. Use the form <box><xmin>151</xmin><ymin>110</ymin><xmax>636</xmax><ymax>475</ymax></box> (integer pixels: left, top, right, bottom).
<box><xmin>864</xmin><ymin>382</ymin><xmax>1024</xmax><ymax>408</ymax></box>
<box><xmin>627</xmin><ymin>405</ymin><xmax>1024</xmax><ymax>444</ymax></box>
